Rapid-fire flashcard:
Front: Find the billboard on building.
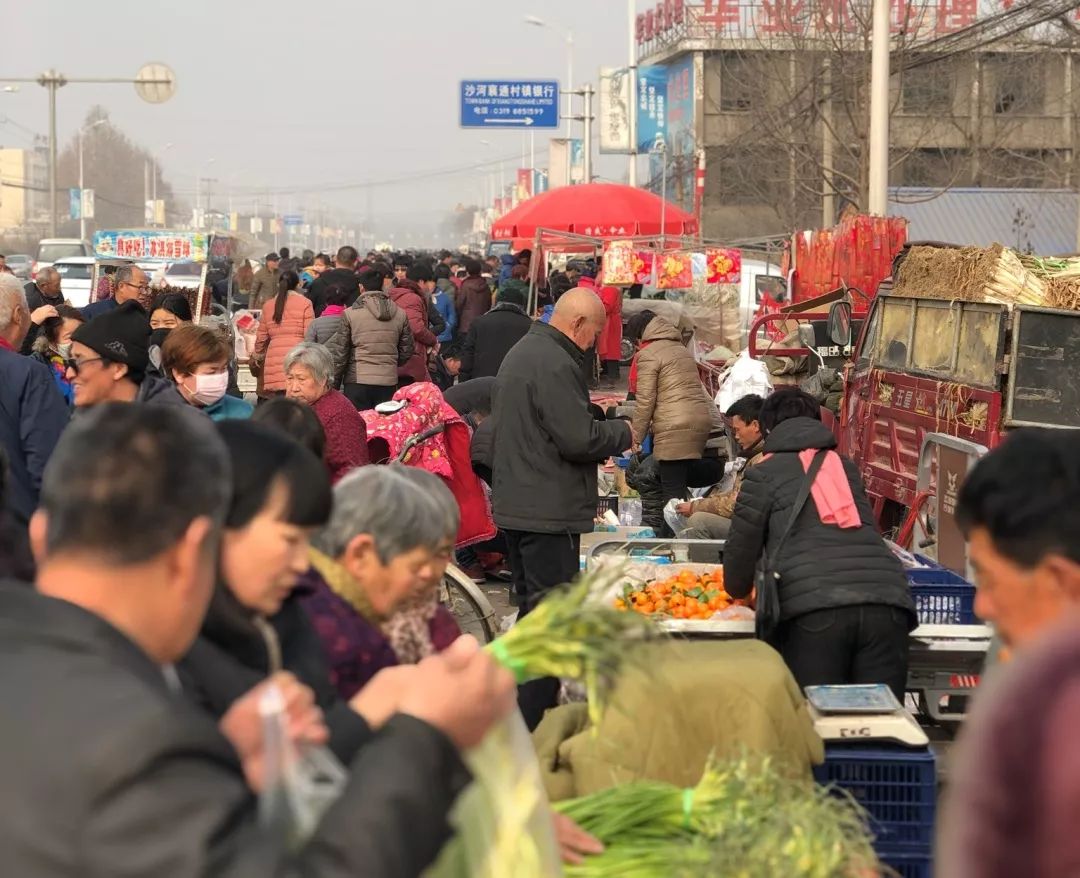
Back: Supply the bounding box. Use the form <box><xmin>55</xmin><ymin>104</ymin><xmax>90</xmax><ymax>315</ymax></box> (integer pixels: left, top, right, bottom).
<box><xmin>649</xmin><ymin>54</ymin><xmax>696</xmax><ymax>212</ymax></box>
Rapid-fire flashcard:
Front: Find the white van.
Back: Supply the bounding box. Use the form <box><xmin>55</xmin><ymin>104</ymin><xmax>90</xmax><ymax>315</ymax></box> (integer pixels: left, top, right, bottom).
<box><xmin>33</xmin><ymin>238</ymin><xmax>93</xmax><ymax>279</ymax></box>
<box><xmin>738</xmin><ymin>257</ymin><xmax>787</xmax><ymax>348</ymax></box>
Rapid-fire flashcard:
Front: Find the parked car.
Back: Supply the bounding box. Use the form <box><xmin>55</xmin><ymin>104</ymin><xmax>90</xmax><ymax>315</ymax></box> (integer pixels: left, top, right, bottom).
<box><xmin>51</xmin><ymin>257</ymin><xmax>96</xmax><ymax>307</ymax></box>
<box><xmin>33</xmin><ymin>238</ymin><xmax>92</xmax><ymax>280</ymax></box>
<box><xmin>6</xmin><ymin>254</ymin><xmax>32</xmax><ymax>280</ymax></box>
<box><xmin>163</xmin><ymin>262</ymin><xmax>205</xmax><ymax>290</ymax></box>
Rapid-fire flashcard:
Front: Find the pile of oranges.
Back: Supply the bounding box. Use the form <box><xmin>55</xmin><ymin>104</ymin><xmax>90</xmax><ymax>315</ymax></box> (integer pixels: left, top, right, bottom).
<box><xmin>614</xmin><ymin>569</ymin><xmax>748</xmax><ymax>620</ymax></box>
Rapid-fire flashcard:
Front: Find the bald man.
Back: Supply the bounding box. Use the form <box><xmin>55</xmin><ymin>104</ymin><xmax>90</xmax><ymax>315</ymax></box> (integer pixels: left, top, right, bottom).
<box><xmin>491</xmin><ymin>287</ymin><xmax>632</xmax><ymax>729</ymax></box>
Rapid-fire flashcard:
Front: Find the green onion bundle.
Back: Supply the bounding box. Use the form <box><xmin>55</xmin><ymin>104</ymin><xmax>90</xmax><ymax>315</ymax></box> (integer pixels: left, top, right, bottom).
<box><xmin>485</xmin><ymin>568</ymin><xmax>653</xmax><ymax>726</ymax></box>
<box><xmin>425</xmin><ymin>568</ymin><xmax>655</xmax><ymax>878</ymax></box>
<box><xmin>556</xmin><ymin>756</ymin><xmax>878</xmax><ymax>878</ymax></box>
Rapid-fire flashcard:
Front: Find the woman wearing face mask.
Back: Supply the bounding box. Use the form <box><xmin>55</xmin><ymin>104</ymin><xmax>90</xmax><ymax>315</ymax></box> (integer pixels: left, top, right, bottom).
<box><xmin>160</xmin><ymin>324</ymin><xmax>253</xmax><ymax>422</ymax></box>
<box><xmin>29</xmin><ymin>305</ymin><xmax>84</xmax><ymax>406</ymax></box>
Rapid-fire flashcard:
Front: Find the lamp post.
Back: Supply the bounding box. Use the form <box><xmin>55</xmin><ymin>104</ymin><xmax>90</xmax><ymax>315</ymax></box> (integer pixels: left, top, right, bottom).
<box><xmin>77</xmin><ymin>118</ymin><xmax>107</xmax><ymax>241</ymax></box>
<box><xmin>194</xmin><ymin>157</ymin><xmax>215</xmax><ymax>229</ymax></box>
<box><xmin>0</xmin><ymin>64</ymin><xmax>175</xmax><ymax>235</ymax></box>
<box><xmin>524</xmin><ymin>15</ymin><xmax>574</xmax><ymax>140</ymax></box>
<box><xmin>151</xmin><ymin>142</ymin><xmax>172</xmax><ymax>227</ymax></box>
<box><xmin>651</xmin><ymin>134</ymin><xmax>668</xmax><ymax>249</ymax></box>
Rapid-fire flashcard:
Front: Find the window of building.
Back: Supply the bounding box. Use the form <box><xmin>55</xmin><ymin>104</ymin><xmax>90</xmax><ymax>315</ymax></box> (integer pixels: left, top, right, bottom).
<box><xmin>900</xmin><ymin>149</ymin><xmax>964</xmax><ymax>188</ymax></box>
<box><xmin>718</xmin><ymin>54</ymin><xmax>755</xmax><ymax>112</ymax></box>
<box><xmin>900</xmin><ymin>65</ymin><xmax>953</xmax><ymax>114</ymax></box>
<box><xmin>994</xmin><ymin>59</ymin><xmax>1045</xmax><ymax>114</ymax></box>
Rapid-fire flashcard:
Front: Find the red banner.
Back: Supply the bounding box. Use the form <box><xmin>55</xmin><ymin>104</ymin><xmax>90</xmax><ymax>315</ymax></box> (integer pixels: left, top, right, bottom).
<box><xmin>656</xmin><ymin>251</ymin><xmax>693</xmax><ymax>289</ymax></box>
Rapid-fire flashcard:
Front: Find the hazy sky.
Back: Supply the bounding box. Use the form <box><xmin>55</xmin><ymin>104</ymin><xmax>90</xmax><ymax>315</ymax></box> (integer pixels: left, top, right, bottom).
<box><xmin>4</xmin><ymin>0</ymin><xmax>640</xmax><ymax>240</ymax></box>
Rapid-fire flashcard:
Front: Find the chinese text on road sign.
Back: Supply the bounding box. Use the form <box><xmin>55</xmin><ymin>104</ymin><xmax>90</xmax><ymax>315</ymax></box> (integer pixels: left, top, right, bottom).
<box><xmin>460</xmin><ymin>80</ymin><xmax>560</xmax><ymax>129</ymax></box>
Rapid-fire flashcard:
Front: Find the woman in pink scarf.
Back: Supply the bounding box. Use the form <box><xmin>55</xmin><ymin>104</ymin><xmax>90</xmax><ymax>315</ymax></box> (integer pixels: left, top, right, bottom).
<box><xmin>722</xmin><ymin>388</ymin><xmax>916</xmax><ymax>698</ymax></box>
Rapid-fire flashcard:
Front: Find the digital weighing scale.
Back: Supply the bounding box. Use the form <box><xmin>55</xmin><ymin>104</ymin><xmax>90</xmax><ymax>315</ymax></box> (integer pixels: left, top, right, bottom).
<box><xmin>805</xmin><ymin>684</ymin><xmax>929</xmax><ymax>747</ymax></box>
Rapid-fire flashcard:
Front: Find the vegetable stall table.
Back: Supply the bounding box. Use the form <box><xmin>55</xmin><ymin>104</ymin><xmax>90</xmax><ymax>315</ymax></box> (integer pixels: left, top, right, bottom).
<box><xmin>586</xmin><ymin>538</ymin><xmax>991</xmax><ymax>733</ymax></box>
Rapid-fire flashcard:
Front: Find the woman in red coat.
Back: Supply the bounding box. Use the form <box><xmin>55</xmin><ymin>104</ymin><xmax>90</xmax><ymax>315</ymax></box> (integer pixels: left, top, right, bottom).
<box><xmin>596</xmin><ymin>276</ymin><xmax>624</xmax><ymax>384</ymax></box>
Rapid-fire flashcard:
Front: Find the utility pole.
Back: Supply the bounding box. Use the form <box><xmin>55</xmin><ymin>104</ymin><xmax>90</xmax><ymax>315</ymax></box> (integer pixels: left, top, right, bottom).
<box><xmin>627</xmin><ymin>0</ymin><xmax>638</xmax><ymax>186</ymax></box>
<box><xmin>0</xmin><ymin>65</ymin><xmax>175</xmax><ymax>236</ymax></box>
<box><xmin>582</xmin><ymin>84</ymin><xmax>595</xmax><ymax>184</ymax></box>
<box><xmin>867</xmin><ymin>0</ymin><xmax>890</xmax><ymax>215</ymax></box>
<box><xmin>822</xmin><ymin>57</ymin><xmax>835</xmax><ymax>227</ymax></box>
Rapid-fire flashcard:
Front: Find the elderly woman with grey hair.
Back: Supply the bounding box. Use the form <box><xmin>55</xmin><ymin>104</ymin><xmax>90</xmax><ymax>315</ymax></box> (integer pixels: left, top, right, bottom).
<box><xmin>297</xmin><ymin>465</ymin><xmax>463</xmax><ymax>700</ymax></box>
<box><xmin>284</xmin><ymin>341</ymin><xmax>368</xmax><ymax>483</ymax></box>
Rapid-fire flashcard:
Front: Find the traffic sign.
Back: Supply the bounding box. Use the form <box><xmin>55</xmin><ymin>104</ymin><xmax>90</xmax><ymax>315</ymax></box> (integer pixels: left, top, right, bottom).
<box><xmin>460</xmin><ymin>79</ymin><xmax>559</xmax><ymax>129</ymax></box>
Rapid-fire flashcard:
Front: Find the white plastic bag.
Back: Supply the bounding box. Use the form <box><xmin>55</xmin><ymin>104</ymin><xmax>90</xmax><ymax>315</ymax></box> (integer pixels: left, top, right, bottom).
<box><xmin>663</xmin><ymin>497</ymin><xmax>690</xmax><ymax>534</ymax></box>
<box><xmin>424</xmin><ymin>709</ymin><xmax>561</xmax><ymax>878</ymax></box>
<box><xmin>715</xmin><ymin>349</ymin><xmax>773</xmax><ymax>411</ymax></box>
<box><xmin>257</xmin><ymin>682</ymin><xmax>348</xmax><ymax>849</ymax></box>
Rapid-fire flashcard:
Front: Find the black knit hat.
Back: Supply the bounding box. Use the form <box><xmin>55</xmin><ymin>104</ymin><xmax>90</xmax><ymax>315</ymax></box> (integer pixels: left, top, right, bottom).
<box><xmin>72</xmin><ymin>301</ymin><xmax>150</xmax><ymax>379</ymax></box>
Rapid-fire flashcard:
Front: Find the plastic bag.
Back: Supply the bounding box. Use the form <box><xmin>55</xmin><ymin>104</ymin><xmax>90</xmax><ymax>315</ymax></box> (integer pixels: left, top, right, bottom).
<box><xmin>257</xmin><ymin>682</ymin><xmax>348</xmax><ymax>849</ymax></box>
<box><xmin>424</xmin><ymin>709</ymin><xmax>561</xmax><ymax>878</ymax></box>
<box><xmin>663</xmin><ymin>497</ymin><xmax>690</xmax><ymax>535</ymax></box>
<box><xmin>716</xmin><ymin>350</ymin><xmax>773</xmax><ymax>411</ymax></box>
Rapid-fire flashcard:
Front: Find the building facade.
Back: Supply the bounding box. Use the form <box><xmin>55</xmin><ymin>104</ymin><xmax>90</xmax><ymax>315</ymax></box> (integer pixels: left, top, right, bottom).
<box><xmin>638</xmin><ymin>0</ymin><xmax>1080</xmax><ymax>241</ymax></box>
<box><xmin>0</xmin><ymin>147</ymin><xmax>48</xmax><ymax>232</ymax></box>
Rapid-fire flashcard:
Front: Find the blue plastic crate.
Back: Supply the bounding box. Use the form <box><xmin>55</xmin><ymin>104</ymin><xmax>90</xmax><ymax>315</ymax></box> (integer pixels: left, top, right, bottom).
<box><xmin>879</xmin><ymin>846</ymin><xmax>933</xmax><ymax>878</ymax></box>
<box><xmin>906</xmin><ymin>555</ymin><xmax>976</xmax><ymax>625</ymax></box>
<box><xmin>814</xmin><ymin>746</ymin><xmax>937</xmax><ymax>849</ymax></box>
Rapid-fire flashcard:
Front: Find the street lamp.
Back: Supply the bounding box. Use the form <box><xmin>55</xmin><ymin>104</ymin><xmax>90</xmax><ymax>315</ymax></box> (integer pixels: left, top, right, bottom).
<box><xmin>194</xmin><ymin>158</ymin><xmax>215</xmax><ymax>228</ymax></box>
<box><xmin>524</xmin><ymin>15</ymin><xmax>574</xmax><ymax>140</ymax></box>
<box><xmin>150</xmin><ymin>142</ymin><xmax>172</xmax><ymax>227</ymax></box>
<box><xmin>650</xmin><ymin>134</ymin><xmax>668</xmax><ymax>249</ymax></box>
<box><xmin>77</xmin><ymin>118</ymin><xmax>107</xmax><ymax>241</ymax></box>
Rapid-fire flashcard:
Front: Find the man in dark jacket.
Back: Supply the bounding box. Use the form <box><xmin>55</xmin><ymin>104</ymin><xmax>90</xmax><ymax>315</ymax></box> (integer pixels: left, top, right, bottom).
<box><xmin>460</xmin><ymin>283</ymin><xmax>532</xmax><ymax>381</ymax></box>
<box><xmin>1</xmin><ymin>403</ymin><xmax>515</xmax><ymax>877</ymax></box>
<box><xmin>21</xmin><ymin>266</ymin><xmax>64</xmax><ymax>353</ymax></box>
<box><xmin>0</xmin><ymin>275</ymin><xmax>68</xmax><ymax>527</ymax></box>
<box><xmin>492</xmin><ymin>288</ymin><xmax>631</xmax><ymax>728</ymax></box>
<box><xmin>723</xmin><ymin>388</ymin><xmax>915</xmax><ymax>698</ymax></box>
<box><xmin>81</xmin><ymin>263</ymin><xmax>150</xmax><ymax>321</ymax></box>
<box><xmin>307</xmin><ymin>245</ymin><xmax>362</xmax><ymax>317</ymax></box>
<box><xmin>455</xmin><ymin>258</ymin><xmax>492</xmax><ymax>336</ymax></box>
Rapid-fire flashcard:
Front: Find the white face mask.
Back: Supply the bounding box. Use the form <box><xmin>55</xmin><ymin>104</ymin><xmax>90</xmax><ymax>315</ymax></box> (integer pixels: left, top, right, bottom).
<box><xmin>188</xmin><ymin>370</ymin><xmax>229</xmax><ymax>406</ymax></box>
<box><xmin>57</xmin><ymin>342</ymin><xmax>73</xmax><ymax>359</ymax></box>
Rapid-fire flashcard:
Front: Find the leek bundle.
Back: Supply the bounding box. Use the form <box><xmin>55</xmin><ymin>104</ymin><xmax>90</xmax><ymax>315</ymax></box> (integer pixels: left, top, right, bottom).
<box><xmin>425</xmin><ymin>568</ymin><xmax>655</xmax><ymax>878</ymax></box>
<box><xmin>558</xmin><ymin>756</ymin><xmax>878</xmax><ymax>878</ymax></box>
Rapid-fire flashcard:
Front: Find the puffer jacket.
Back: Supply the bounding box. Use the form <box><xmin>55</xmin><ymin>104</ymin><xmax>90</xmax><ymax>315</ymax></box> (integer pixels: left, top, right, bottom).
<box><xmin>389</xmin><ymin>283</ymin><xmax>437</xmax><ymax>383</ymax></box>
<box><xmin>253</xmin><ymin>292</ymin><xmax>313</xmax><ymax>392</ymax></box>
<box><xmin>630</xmin><ymin>317</ymin><xmax>713</xmax><ymax>461</ymax></box>
<box><xmin>723</xmin><ymin>417</ymin><xmax>917</xmax><ymax>625</ymax></box>
<box><xmin>342</xmin><ymin>292</ymin><xmax>414</xmax><ymax>387</ymax></box>
<box><xmin>455</xmin><ymin>276</ymin><xmax>492</xmax><ymax>335</ymax></box>
<box><xmin>305</xmin><ymin>308</ymin><xmax>349</xmax><ymax>387</ymax></box>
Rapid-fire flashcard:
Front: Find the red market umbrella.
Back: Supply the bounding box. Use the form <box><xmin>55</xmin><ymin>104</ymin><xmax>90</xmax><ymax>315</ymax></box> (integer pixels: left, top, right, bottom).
<box><xmin>490</xmin><ymin>183</ymin><xmax>698</xmax><ymax>240</ymax></box>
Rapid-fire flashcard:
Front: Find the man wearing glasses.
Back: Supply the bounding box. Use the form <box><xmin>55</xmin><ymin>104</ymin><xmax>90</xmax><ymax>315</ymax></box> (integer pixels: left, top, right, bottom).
<box><xmin>81</xmin><ymin>265</ymin><xmax>151</xmax><ymax>321</ymax></box>
<box><xmin>66</xmin><ymin>300</ymin><xmax>185</xmax><ymax>409</ymax></box>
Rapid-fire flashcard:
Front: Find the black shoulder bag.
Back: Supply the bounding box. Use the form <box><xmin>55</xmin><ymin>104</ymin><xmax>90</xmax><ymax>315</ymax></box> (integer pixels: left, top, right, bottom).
<box><xmin>755</xmin><ymin>449</ymin><xmax>828</xmax><ymax>644</ymax></box>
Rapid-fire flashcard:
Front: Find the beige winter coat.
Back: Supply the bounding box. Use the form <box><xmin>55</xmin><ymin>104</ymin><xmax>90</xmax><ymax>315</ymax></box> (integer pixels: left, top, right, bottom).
<box><xmin>342</xmin><ymin>292</ymin><xmax>414</xmax><ymax>387</ymax></box>
<box><xmin>253</xmin><ymin>292</ymin><xmax>313</xmax><ymax>392</ymax></box>
<box><xmin>631</xmin><ymin>317</ymin><xmax>714</xmax><ymax>461</ymax></box>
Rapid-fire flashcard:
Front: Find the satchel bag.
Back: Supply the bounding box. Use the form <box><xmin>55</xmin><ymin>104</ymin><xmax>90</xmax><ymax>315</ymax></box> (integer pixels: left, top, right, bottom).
<box><xmin>755</xmin><ymin>449</ymin><xmax>827</xmax><ymax>644</ymax></box>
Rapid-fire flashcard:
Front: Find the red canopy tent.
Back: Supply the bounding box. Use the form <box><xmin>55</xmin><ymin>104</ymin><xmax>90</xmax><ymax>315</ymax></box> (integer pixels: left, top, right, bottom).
<box><xmin>490</xmin><ymin>182</ymin><xmax>698</xmax><ymax>240</ymax></box>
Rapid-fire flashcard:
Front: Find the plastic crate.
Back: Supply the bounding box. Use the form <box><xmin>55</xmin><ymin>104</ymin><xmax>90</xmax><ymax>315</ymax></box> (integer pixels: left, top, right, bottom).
<box><xmin>879</xmin><ymin>846</ymin><xmax>933</xmax><ymax>878</ymax></box>
<box><xmin>906</xmin><ymin>555</ymin><xmax>976</xmax><ymax>625</ymax></box>
<box><xmin>814</xmin><ymin>746</ymin><xmax>937</xmax><ymax>848</ymax></box>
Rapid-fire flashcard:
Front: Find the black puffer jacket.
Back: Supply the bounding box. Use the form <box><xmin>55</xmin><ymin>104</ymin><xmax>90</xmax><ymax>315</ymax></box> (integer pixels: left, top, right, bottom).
<box><xmin>626</xmin><ymin>452</ymin><xmax>665</xmax><ymax>534</ymax></box>
<box><xmin>723</xmin><ymin>417</ymin><xmax>916</xmax><ymax>625</ymax></box>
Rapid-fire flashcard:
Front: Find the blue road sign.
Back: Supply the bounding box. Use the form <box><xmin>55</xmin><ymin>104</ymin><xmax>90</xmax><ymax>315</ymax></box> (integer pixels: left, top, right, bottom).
<box><xmin>460</xmin><ymin>79</ymin><xmax>560</xmax><ymax>129</ymax></box>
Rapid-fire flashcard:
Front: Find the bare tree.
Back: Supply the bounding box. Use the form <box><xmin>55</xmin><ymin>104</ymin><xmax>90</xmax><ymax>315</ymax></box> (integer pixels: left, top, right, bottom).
<box><xmin>53</xmin><ymin>107</ymin><xmax>181</xmax><ymax>236</ymax></box>
<box><xmin>698</xmin><ymin>0</ymin><xmax>1080</xmax><ymax>236</ymax></box>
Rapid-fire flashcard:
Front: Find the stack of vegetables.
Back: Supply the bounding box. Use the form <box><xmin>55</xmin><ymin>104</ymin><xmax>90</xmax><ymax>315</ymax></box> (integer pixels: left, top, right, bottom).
<box><xmin>556</xmin><ymin>756</ymin><xmax>878</xmax><ymax>878</ymax></box>
<box><xmin>424</xmin><ymin>570</ymin><xmax>654</xmax><ymax>878</ymax></box>
<box><xmin>1020</xmin><ymin>254</ymin><xmax>1080</xmax><ymax>311</ymax></box>
<box><xmin>615</xmin><ymin>569</ymin><xmax>749</xmax><ymax>620</ymax></box>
